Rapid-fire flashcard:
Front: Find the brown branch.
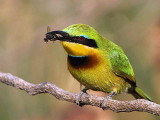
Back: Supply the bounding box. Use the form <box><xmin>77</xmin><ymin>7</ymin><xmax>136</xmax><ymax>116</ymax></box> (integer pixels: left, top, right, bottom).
<box><xmin>0</xmin><ymin>72</ymin><xmax>159</xmax><ymax>116</ymax></box>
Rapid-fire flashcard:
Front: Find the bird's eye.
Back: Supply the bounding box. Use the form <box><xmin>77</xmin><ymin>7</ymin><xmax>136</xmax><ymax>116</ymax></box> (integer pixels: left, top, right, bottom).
<box><xmin>78</xmin><ymin>36</ymin><xmax>85</xmax><ymax>41</ymax></box>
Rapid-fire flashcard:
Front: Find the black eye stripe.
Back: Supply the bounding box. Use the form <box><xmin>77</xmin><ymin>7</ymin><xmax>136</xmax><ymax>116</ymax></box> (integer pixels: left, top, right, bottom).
<box><xmin>70</xmin><ymin>36</ymin><xmax>98</xmax><ymax>48</ymax></box>
<box><xmin>77</xmin><ymin>36</ymin><xmax>85</xmax><ymax>41</ymax></box>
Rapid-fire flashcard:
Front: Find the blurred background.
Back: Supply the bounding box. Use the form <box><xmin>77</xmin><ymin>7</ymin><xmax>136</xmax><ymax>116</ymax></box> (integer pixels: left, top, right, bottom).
<box><xmin>0</xmin><ymin>0</ymin><xmax>160</xmax><ymax>120</ymax></box>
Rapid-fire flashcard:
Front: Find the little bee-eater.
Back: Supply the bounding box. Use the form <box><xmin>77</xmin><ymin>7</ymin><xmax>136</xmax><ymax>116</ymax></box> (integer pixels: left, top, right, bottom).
<box><xmin>44</xmin><ymin>24</ymin><xmax>152</xmax><ymax>103</ymax></box>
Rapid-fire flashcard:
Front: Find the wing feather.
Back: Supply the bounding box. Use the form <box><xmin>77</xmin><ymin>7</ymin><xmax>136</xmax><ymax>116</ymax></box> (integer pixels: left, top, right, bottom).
<box><xmin>108</xmin><ymin>44</ymin><xmax>136</xmax><ymax>86</ymax></box>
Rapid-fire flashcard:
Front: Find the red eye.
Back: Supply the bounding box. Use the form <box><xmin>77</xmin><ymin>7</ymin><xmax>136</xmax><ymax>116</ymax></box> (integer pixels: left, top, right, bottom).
<box><xmin>78</xmin><ymin>36</ymin><xmax>85</xmax><ymax>41</ymax></box>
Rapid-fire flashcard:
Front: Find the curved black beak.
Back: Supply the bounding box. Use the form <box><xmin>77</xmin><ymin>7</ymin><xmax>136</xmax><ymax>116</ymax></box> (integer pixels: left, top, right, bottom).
<box><xmin>44</xmin><ymin>30</ymin><xmax>98</xmax><ymax>48</ymax></box>
<box><xmin>44</xmin><ymin>31</ymin><xmax>71</xmax><ymax>42</ymax></box>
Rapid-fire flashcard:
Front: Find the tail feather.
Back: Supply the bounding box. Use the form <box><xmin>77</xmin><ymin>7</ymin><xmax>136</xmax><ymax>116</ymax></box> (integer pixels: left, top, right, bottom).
<box><xmin>131</xmin><ymin>87</ymin><xmax>152</xmax><ymax>101</ymax></box>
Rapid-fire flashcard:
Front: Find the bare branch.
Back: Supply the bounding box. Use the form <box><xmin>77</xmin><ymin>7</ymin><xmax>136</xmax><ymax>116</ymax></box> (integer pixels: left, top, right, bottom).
<box><xmin>0</xmin><ymin>72</ymin><xmax>159</xmax><ymax>116</ymax></box>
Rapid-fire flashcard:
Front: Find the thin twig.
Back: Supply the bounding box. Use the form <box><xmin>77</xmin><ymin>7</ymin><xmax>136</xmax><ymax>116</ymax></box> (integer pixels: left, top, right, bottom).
<box><xmin>0</xmin><ymin>72</ymin><xmax>159</xmax><ymax>116</ymax></box>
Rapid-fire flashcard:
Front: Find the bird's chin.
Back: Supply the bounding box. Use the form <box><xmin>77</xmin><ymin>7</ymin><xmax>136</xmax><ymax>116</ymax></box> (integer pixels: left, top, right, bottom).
<box><xmin>61</xmin><ymin>41</ymin><xmax>92</xmax><ymax>56</ymax></box>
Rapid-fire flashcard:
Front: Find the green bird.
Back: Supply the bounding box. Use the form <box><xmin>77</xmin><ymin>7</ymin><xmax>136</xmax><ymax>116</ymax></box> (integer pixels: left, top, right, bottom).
<box><xmin>44</xmin><ymin>24</ymin><xmax>152</xmax><ymax>103</ymax></box>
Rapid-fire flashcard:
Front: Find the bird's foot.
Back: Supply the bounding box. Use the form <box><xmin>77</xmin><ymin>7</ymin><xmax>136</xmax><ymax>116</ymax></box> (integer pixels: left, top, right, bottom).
<box><xmin>100</xmin><ymin>91</ymin><xmax>116</xmax><ymax>110</ymax></box>
<box><xmin>76</xmin><ymin>88</ymin><xmax>88</xmax><ymax>107</ymax></box>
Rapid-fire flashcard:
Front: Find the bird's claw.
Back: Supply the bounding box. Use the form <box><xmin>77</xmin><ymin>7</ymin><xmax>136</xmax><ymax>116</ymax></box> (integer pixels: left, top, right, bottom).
<box><xmin>76</xmin><ymin>88</ymin><xmax>88</xmax><ymax>107</ymax></box>
<box><xmin>100</xmin><ymin>91</ymin><xmax>116</xmax><ymax>110</ymax></box>
<box><xmin>76</xmin><ymin>91</ymin><xmax>85</xmax><ymax>106</ymax></box>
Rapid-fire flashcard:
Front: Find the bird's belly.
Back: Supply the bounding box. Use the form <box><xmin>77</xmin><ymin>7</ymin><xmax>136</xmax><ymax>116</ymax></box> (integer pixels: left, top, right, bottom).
<box><xmin>68</xmin><ymin>64</ymin><xmax>129</xmax><ymax>94</ymax></box>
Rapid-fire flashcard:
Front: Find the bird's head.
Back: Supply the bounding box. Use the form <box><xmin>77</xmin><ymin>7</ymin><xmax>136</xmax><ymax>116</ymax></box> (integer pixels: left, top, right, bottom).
<box><xmin>44</xmin><ymin>24</ymin><xmax>106</xmax><ymax>56</ymax></box>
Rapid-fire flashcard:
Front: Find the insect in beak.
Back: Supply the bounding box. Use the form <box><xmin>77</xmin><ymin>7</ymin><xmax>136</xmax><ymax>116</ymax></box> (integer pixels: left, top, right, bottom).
<box><xmin>44</xmin><ymin>27</ymin><xmax>71</xmax><ymax>42</ymax></box>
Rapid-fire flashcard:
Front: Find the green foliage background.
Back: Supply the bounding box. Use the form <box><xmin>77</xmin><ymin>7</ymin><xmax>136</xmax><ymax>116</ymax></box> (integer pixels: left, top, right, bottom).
<box><xmin>0</xmin><ymin>0</ymin><xmax>160</xmax><ymax>120</ymax></box>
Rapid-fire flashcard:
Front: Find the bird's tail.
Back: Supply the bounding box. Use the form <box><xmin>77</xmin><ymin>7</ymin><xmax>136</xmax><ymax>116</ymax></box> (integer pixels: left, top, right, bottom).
<box><xmin>130</xmin><ymin>87</ymin><xmax>152</xmax><ymax>101</ymax></box>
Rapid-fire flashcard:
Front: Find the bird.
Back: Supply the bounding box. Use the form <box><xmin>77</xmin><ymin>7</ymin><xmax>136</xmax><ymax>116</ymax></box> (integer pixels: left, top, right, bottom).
<box><xmin>44</xmin><ymin>24</ymin><xmax>152</xmax><ymax>105</ymax></box>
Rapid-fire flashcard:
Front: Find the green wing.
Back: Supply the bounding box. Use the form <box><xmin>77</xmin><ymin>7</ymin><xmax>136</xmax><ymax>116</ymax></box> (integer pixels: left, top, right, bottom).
<box><xmin>108</xmin><ymin>43</ymin><xmax>136</xmax><ymax>85</ymax></box>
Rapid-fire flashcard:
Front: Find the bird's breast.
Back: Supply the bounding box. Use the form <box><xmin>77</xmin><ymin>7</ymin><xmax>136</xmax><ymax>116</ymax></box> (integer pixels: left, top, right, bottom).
<box><xmin>67</xmin><ymin>52</ymin><xmax>128</xmax><ymax>93</ymax></box>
